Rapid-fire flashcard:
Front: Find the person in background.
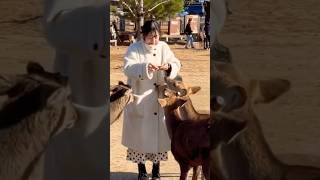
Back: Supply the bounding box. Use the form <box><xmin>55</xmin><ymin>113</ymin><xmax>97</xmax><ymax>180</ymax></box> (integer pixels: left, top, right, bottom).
<box><xmin>122</xmin><ymin>20</ymin><xmax>181</xmax><ymax>180</ymax></box>
<box><xmin>110</xmin><ymin>24</ymin><xmax>116</xmax><ymax>40</ymax></box>
<box><xmin>204</xmin><ymin>21</ymin><xmax>211</xmax><ymax>49</ymax></box>
<box><xmin>184</xmin><ymin>18</ymin><xmax>195</xmax><ymax>49</ymax></box>
<box><xmin>112</xmin><ymin>20</ymin><xmax>120</xmax><ymax>42</ymax></box>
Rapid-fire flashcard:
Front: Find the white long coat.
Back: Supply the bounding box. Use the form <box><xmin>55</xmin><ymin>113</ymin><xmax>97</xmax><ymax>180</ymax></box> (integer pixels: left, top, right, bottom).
<box><xmin>122</xmin><ymin>41</ymin><xmax>181</xmax><ymax>153</ymax></box>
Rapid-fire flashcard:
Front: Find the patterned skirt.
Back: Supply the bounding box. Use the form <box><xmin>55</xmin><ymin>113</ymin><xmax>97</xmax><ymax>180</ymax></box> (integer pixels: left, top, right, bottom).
<box><xmin>126</xmin><ymin>148</ymin><xmax>168</xmax><ymax>163</ymax></box>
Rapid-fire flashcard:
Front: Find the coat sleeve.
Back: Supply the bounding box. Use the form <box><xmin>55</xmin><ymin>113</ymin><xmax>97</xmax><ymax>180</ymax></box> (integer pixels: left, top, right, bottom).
<box><xmin>162</xmin><ymin>43</ymin><xmax>181</xmax><ymax>79</ymax></box>
<box><xmin>123</xmin><ymin>44</ymin><xmax>153</xmax><ymax>80</ymax></box>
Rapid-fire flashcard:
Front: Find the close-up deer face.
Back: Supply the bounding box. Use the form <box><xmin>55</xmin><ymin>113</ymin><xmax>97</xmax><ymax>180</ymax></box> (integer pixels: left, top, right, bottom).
<box><xmin>211</xmin><ymin>63</ymin><xmax>290</xmax><ymax>120</ymax></box>
<box><xmin>164</xmin><ymin>77</ymin><xmax>188</xmax><ymax>97</ymax></box>
<box><xmin>158</xmin><ymin>88</ymin><xmax>189</xmax><ymax>108</ymax></box>
<box><xmin>110</xmin><ymin>81</ymin><xmax>133</xmax><ymax>103</ymax></box>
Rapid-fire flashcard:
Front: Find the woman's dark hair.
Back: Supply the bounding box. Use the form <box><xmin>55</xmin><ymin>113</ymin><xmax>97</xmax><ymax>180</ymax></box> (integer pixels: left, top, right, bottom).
<box><xmin>141</xmin><ymin>20</ymin><xmax>160</xmax><ymax>37</ymax></box>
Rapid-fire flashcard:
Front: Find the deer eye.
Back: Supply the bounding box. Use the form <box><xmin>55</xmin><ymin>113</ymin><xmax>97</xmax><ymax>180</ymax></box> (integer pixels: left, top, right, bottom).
<box><xmin>179</xmin><ymin>89</ymin><xmax>187</xmax><ymax>96</ymax></box>
<box><xmin>211</xmin><ymin>96</ymin><xmax>224</xmax><ymax>111</ymax></box>
<box><xmin>217</xmin><ymin>96</ymin><xmax>225</xmax><ymax>105</ymax></box>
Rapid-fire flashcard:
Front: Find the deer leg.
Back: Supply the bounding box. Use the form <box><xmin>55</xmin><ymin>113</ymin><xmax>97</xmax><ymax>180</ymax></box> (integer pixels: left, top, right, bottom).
<box><xmin>179</xmin><ymin>163</ymin><xmax>190</xmax><ymax>180</ymax></box>
<box><xmin>202</xmin><ymin>160</ymin><xmax>212</xmax><ymax>180</ymax></box>
<box><xmin>192</xmin><ymin>166</ymin><xmax>201</xmax><ymax>180</ymax></box>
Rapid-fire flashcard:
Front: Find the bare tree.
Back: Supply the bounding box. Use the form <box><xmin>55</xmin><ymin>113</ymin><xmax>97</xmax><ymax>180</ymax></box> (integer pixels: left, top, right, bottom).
<box><xmin>118</xmin><ymin>0</ymin><xmax>183</xmax><ymax>40</ymax></box>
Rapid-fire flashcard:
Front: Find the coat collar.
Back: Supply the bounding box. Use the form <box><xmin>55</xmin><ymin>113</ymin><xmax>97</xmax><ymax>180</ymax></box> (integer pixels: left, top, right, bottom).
<box><xmin>140</xmin><ymin>40</ymin><xmax>159</xmax><ymax>53</ymax></box>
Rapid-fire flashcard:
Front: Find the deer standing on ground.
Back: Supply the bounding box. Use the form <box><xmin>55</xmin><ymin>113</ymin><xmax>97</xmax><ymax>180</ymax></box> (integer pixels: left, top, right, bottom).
<box><xmin>158</xmin><ymin>85</ymin><xmax>246</xmax><ymax>180</ymax></box>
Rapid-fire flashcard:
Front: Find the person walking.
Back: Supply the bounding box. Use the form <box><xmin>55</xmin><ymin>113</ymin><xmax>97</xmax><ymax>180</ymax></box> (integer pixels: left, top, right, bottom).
<box><xmin>184</xmin><ymin>18</ymin><xmax>195</xmax><ymax>49</ymax></box>
<box><xmin>204</xmin><ymin>21</ymin><xmax>211</xmax><ymax>49</ymax></box>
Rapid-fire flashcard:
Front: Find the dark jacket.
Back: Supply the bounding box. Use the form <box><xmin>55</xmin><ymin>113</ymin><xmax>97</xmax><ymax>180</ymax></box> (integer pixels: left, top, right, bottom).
<box><xmin>204</xmin><ymin>23</ymin><xmax>210</xmax><ymax>35</ymax></box>
<box><xmin>185</xmin><ymin>23</ymin><xmax>192</xmax><ymax>35</ymax></box>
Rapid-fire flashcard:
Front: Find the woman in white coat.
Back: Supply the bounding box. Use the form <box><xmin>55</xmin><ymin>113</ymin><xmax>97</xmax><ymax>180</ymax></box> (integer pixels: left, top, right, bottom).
<box><xmin>122</xmin><ymin>20</ymin><xmax>181</xmax><ymax>180</ymax></box>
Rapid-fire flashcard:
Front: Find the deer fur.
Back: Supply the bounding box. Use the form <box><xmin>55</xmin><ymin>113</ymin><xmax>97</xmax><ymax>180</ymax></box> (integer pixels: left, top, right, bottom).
<box><xmin>0</xmin><ymin>62</ymin><xmax>77</xmax><ymax>180</ymax></box>
<box><xmin>211</xmin><ymin>62</ymin><xmax>320</xmax><ymax>180</ymax></box>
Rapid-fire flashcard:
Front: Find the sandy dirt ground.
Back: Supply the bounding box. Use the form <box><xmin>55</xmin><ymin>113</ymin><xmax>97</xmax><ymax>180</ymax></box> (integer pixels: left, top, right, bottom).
<box><xmin>0</xmin><ymin>0</ymin><xmax>54</xmax><ymax>74</ymax></box>
<box><xmin>1</xmin><ymin>0</ymin><xmax>320</xmax><ymax>179</ymax></box>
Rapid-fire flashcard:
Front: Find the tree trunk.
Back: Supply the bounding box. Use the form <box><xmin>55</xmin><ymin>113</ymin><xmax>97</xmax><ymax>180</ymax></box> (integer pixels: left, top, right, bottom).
<box><xmin>136</xmin><ymin>0</ymin><xmax>144</xmax><ymax>41</ymax></box>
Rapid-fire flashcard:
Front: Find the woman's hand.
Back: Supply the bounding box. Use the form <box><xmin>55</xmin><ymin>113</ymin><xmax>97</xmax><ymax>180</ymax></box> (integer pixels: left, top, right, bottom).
<box><xmin>158</xmin><ymin>63</ymin><xmax>170</xmax><ymax>71</ymax></box>
<box><xmin>148</xmin><ymin>63</ymin><xmax>159</xmax><ymax>72</ymax></box>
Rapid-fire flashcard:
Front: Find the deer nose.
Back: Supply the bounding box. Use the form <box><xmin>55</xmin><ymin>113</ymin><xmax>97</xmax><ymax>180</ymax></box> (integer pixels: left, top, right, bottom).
<box><xmin>164</xmin><ymin>88</ymin><xmax>171</xmax><ymax>96</ymax></box>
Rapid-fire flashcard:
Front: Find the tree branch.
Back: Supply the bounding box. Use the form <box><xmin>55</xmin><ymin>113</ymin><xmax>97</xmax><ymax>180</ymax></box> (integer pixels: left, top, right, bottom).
<box><xmin>119</xmin><ymin>0</ymin><xmax>137</xmax><ymax>18</ymax></box>
<box><xmin>134</xmin><ymin>0</ymin><xmax>139</xmax><ymax>6</ymax></box>
<box><xmin>147</xmin><ymin>0</ymin><xmax>172</xmax><ymax>13</ymax></box>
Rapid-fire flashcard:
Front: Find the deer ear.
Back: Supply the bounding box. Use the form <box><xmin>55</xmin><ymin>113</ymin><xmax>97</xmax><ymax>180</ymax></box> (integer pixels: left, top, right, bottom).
<box><xmin>250</xmin><ymin>78</ymin><xmax>290</xmax><ymax>104</ymax></box>
<box><xmin>158</xmin><ymin>98</ymin><xmax>167</xmax><ymax>107</ymax></box>
<box><xmin>189</xmin><ymin>86</ymin><xmax>201</xmax><ymax>95</ymax></box>
<box><xmin>46</xmin><ymin>87</ymin><xmax>67</xmax><ymax>107</ymax></box>
<box><xmin>27</xmin><ymin>62</ymin><xmax>45</xmax><ymax>74</ymax></box>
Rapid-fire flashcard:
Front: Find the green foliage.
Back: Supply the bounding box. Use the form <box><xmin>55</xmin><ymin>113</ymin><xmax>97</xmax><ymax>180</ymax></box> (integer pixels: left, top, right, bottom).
<box><xmin>121</xmin><ymin>0</ymin><xmax>184</xmax><ymax>22</ymax></box>
<box><xmin>144</xmin><ymin>0</ymin><xmax>184</xmax><ymax>21</ymax></box>
<box><xmin>110</xmin><ymin>5</ymin><xmax>118</xmax><ymax>15</ymax></box>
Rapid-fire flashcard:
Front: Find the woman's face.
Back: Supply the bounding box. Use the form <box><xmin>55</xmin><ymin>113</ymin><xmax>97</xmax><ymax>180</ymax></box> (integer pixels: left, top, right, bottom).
<box><xmin>144</xmin><ymin>31</ymin><xmax>159</xmax><ymax>46</ymax></box>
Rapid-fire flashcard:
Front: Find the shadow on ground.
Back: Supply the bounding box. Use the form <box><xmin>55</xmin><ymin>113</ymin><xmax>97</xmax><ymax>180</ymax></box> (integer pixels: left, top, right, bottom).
<box><xmin>110</xmin><ymin>172</ymin><xmax>137</xmax><ymax>180</ymax></box>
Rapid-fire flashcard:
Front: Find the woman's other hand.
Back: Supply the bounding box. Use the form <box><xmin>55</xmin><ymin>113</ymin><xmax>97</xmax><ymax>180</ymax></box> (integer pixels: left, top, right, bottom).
<box><xmin>158</xmin><ymin>63</ymin><xmax>170</xmax><ymax>71</ymax></box>
<box><xmin>148</xmin><ymin>63</ymin><xmax>159</xmax><ymax>72</ymax></box>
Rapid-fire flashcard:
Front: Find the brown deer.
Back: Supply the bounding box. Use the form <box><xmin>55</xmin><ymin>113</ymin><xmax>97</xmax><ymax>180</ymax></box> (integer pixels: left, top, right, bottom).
<box><xmin>110</xmin><ymin>81</ymin><xmax>133</xmax><ymax>125</ymax></box>
<box><xmin>0</xmin><ymin>62</ymin><xmax>77</xmax><ymax>180</ymax></box>
<box><xmin>164</xmin><ymin>77</ymin><xmax>209</xmax><ymax>180</ymax></box>
<box><xmin>211</xmin><ymin>62</ymin><xmax>320</xmax><ymax>180</ymax></box>
<box><xmin>110</xmin><ymin>81</ymin><xmax>151</xmax><ymax>125</ymax></box>
<box><xmin>163</xmin><ymin>77</ymin><xmax>206</xmax><ymax>180</ymax></box>
<box><xmin>158</xmin><ymin>86</ymin><xmax>246</xmax><ymax>180</ymax></box>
